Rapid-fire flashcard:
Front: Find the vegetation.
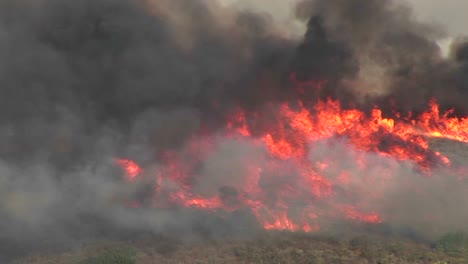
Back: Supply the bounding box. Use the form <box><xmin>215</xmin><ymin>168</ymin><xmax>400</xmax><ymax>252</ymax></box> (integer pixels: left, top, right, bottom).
<box><xmin>12</xmin><ymin>231</ymin><xmax>468</xmax><ymax>264</ymax></box>
<box><xmin>78</xmin><ymin>248</ymin><xmax>137</xmax><ymax>264</ymax></box>
<box><xmin>434</xmin><ymin>232</ymin><xmax>468</xmax><ymax>256</ymax></box>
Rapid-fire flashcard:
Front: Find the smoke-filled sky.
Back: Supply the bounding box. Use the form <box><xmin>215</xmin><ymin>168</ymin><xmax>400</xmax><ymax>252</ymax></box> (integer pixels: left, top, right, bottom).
<box><xmin>223</xmin><ymin>0</ymin><xmax>468</xmax><ymax>51</ymax></box>
<box><xmin>1</xmin><ymin>0</ymin><xmax>468</xmax><ymax>262</ymax></box>
<box><xmin>408</xmin><ymin>0</ymin><xmax>468</xmax><ymax>36</ymax></box>
<box><xmin>226</xmin><ymin>0</ymin><xmax>468</xmax><ymax>37</ymax></box>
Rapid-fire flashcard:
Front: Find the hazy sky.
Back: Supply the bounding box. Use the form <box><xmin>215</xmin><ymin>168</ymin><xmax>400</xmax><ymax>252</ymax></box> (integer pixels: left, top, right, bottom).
<box><xmin>408</xmin><ymin>0</ymin><xmax>468</xmax><ymax>36</ymax></box>
<box><xmin>221</xmin><ymin>0</ymin><xmax>468</xmax><ymax>37</ymax></box>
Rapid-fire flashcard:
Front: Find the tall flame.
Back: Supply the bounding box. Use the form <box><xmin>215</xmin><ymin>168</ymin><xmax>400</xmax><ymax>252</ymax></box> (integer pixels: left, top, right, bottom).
<box><xmin>115</xmin><ymin>85</ymin><xmax>468</xmax><ymax>232</ymax></box>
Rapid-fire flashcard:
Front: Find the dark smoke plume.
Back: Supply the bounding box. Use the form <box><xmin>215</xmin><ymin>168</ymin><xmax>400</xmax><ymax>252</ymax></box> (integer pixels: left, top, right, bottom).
<box><xmin>294</xmin><ymin>0</ymin><xmax>468</xmax><ymax>116</ymax></box>
<box><xmin>0</xmin><ymin>0</ymin><xmax>467</xmax><ymax>261</ymax></box>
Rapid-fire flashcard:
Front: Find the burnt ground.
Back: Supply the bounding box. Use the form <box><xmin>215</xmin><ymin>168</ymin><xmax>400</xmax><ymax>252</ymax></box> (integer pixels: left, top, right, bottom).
<box><xmin>9</xmin><ymin>138</ymin><xmax>468</xmax><ymax>264</ymax></box>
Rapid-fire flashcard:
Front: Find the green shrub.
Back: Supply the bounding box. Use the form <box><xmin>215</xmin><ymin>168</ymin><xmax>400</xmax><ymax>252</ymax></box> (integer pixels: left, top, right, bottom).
<box><xmin>349</xmin><ymin>236</ymin><xmax>369</xmax><ymax>250</ymax></box>
<box><xmin>79</xmin><ymin>248</ymin><xmax>137</xmax><ymax>264</ymax></box>
<box><xmin>435</xmin><ymin>232</ymin><xmax>468</xmax><ymax>255</ymax></box>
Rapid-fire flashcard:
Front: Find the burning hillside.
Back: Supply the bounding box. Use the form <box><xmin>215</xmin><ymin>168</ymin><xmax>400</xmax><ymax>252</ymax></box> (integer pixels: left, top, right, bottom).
<box><xmin>0</xmin><ymin>0</ymin><xmax>468</xmax><ymax>262</ymax></box>
<box><xmin>116</xmin><ymin>85</ymin><xmax>468</xmax><ymax>233</ymax></box>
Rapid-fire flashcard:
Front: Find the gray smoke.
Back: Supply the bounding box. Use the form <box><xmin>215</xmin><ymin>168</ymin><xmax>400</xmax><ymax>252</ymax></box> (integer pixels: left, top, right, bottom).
<box><xmin>306</xmin><ymin>137</ymin><xmax>468</xmax><ymax>240</ymax></box>
<box><xmin>294</xmin><ymin>0</ymin><xmax>468</xmax><ymax>115</ymax></box>
<box><xmin>0</xmin><ymin>0</ymin><xmax>467</xmax><ymax>261</ymax></box>
<box><xmin>0</xmin><ymin>0</ymin><xmax>290</xmax><ymax>260</ymax></box>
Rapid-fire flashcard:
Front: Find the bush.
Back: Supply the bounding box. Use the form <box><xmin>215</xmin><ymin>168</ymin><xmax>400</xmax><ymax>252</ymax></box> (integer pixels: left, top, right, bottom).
<box><xmin>435</xmin><ymin>232</ymin><xmax>468</xmax><ymax>255</ymax></box>
<box><xmin>79</xmin><ymin>248</ymin><xmax>137</xmax><ymax>264</ymax></box>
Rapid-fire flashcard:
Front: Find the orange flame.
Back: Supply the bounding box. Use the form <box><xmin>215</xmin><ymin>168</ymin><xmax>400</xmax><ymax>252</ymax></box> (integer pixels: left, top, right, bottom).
<box><xmin>115</xmin><ymin>159</ymin><xmax>143</xmax><ymax>180</ymax></box>
<box><xmin>114</xmin><ymin>86</ymin><xmax>468</xmax><ymax>232</ymax></box>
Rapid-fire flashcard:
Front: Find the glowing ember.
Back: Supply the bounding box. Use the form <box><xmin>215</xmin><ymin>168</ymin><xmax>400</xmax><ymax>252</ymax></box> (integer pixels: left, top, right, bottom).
<box><xmin>114</xmin><ymin>79</ymin><xmax>468</xmax><ymax>233</ymax></box>
<box><xmin>115</xmin><ymin>159</ymin><xmax>143</xmax><ymax>180</ymax></box>
<box><xmin>343</xmin><ymin>206</ymin><xmax>382</xmax><ymax>224</ymax></box>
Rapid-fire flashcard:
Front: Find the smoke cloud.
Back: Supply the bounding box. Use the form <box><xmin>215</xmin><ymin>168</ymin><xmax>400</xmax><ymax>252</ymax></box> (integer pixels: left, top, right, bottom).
<box><xmin>0</xmin><ymin>0</ymin><xmax>467</xmax><ymax>261</ymax></box>
<box><xmin>293</xmin><ymin>0</ymin><xmax>468</xmax><ymax>115</ymax></box>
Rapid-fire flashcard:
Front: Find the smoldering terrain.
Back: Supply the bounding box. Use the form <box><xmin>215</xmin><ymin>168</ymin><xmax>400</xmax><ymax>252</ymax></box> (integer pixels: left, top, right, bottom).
<box><xmin>0</xmin><ymin>0</ymin><xmax>468</xmax><ymax>262</ymax></box>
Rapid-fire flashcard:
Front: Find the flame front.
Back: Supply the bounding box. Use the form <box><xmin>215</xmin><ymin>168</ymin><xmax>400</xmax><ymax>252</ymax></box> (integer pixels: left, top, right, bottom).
<box><xmin>116</xmin><ymin>87</ymin><xmax>468</xmax><ymax>232</ymax></box>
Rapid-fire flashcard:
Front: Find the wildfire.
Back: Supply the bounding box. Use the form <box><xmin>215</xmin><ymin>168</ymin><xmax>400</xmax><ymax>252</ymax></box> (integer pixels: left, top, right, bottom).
<box><xmin>418</xmin><ymin>100</ymin><xmax>468</xmax><ymax>143</ymax></box>
<box><xmin>115</xmin><ymin>84</ymin><xmax>468</xmax><ymax>233</ymax></box>
<box><xmin>115</xmin><ymin>158</ymin><xmax>143</xmax><ymax>181</ymax></box>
